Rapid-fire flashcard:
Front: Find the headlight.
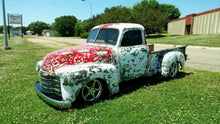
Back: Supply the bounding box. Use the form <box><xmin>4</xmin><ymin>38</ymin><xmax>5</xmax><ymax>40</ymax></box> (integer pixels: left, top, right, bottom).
<box><xmin>35</xmin><ymin>61</ymin><xmax>43</xmax><ymax>71</ymax></box>
<box><xmin>60</xmin><ymin>75</ymin><xmax>67</xmax><ymax>85</ymax></box>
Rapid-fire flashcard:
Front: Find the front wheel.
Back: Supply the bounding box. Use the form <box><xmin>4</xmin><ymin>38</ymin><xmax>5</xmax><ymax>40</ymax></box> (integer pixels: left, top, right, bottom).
<box><xmin>169</xmin><ymin>61</ymin><xmax>179</xmax><ymax>78</ymax></box>
<box><xmin>81</xmin><ymin>79</ymin><xmax>103</xmax><ymax>102</ymax></box>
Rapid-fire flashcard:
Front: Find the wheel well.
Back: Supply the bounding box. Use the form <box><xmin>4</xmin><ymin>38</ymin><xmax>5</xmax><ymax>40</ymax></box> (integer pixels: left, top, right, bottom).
<box><xmin>176</xmin><ymin>61</ymin><xmax>183</xmax><ymax>69</ymax></box>
<box><xmin>75</xmin><ymin>78</ymin><xmax>110</xmax><ymax>103</ymax></box>
<box><xmin>96</xmin><ymin>78</ymin><xmax>110</xmax><ymax>94</ymax></box>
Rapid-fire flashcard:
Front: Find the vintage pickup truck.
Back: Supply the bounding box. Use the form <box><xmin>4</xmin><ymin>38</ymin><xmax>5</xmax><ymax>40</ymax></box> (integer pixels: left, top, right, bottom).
<box><xmin>35</xmin><ymin>23</ymin><xmax>187</xmax><ymax>108</ymax></box>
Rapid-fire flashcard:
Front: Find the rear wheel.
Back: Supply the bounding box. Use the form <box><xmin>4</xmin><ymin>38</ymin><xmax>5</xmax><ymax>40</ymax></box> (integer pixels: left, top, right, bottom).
<box><xmin>169</xmin><ymin>61</ymin><xmax>179</xmax><ymax>78</ymax></box>
<box><xmin>81</xmin><ymin>79</ymin><xmax>103</xmax><ymax>102</ymax></box>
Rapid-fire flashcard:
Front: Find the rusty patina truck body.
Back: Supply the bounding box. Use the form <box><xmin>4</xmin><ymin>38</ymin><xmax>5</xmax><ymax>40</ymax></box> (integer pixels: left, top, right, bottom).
<box><xmin>35</xmin><ymin>23</ymin><xmax>187</xmax><ymax>108</ymax></box>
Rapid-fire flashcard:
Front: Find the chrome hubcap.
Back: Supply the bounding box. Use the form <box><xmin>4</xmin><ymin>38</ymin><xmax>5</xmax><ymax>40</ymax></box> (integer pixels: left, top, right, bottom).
<box><xmin>82</xmin><ymin>79</ymin><xmax>102</xmax><ymax>102</ymax></box>
<box><xmin>170</xmin><ymin>62</ymin><xmax>178</xmax><ymax>77</ymax></box>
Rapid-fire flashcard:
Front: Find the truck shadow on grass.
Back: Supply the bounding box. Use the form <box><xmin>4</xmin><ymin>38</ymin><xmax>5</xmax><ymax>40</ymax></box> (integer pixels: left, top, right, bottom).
<box><xmin>117</xmin><ymin>72</ymin><xmax>193</xmax><ymax>97</ymax></box>
<box><xmin>70</xmin><ymin>71</ymin><xmax>193</xmax><ymax>110</ymax></box>
<box><xmin>146</xmin><ymin>34</ymin><xmax>179</xmax><ymax>39</ymax></box>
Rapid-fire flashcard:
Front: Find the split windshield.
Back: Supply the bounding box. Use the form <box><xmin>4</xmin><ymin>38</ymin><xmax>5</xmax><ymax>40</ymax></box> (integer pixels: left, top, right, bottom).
<box><xmin>87</xmin><ymin>28</ymin><xmax>119</xmax><ymax>45</ymax></box>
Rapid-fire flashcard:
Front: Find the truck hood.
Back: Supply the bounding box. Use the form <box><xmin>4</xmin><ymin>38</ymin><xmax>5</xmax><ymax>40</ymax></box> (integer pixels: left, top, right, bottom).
<box><xmin>43</xmin><ymin>44</ymin><xmax>113</xmax><ymax>72</ymax></box>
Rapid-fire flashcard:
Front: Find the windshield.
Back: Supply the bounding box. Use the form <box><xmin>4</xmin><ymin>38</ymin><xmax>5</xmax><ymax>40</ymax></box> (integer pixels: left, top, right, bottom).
<box><xmin>87</xmin><ymin>28</ymin><xmax>119</xmax><ymax>45</ymax></box>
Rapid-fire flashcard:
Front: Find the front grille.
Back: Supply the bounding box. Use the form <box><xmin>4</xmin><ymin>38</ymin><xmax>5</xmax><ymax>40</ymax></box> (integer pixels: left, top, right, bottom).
<box><xmin>39</xmin><ymin>71</ymin><xmax>62</xmax><ymax>98</ymax></box>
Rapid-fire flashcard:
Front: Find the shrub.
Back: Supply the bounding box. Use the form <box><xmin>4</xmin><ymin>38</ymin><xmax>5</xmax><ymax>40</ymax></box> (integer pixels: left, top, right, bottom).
<box><xmin>80</xmin><ymin>32</ymin><xmax>90</xmax><ymax>39</ymax></box>
<box><xmin>54</xmin><ymin>32</ymin><xmax>61</xmax><ymax>37</ymax></box>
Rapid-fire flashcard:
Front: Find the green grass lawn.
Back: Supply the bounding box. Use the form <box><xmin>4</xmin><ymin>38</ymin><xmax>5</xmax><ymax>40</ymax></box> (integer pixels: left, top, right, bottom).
<box><xmin>147</xmin><ymin>34</ymin><xmax>220</xmax><ymax>47</ymax></box>
<box><xmin>0</xmin><ymin>36</ymin><xmax>219</xmax><ymax>123</ymax></box>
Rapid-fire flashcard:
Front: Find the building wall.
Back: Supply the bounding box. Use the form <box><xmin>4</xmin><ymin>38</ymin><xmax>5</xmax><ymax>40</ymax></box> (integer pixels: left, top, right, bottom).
<box><xmin>193</xmin><ymin>11</ymin><xmax>220</xmax><ymax>34</ymax></box>
<box><xmin>168</xmin><ymin>19</ymin><xmax>186</xmax><ymax>35</ymax></box>
<box><xmin>168</xmin><ymin>8</ymin><xmax>220</xmax><ymax>35</ymax></box>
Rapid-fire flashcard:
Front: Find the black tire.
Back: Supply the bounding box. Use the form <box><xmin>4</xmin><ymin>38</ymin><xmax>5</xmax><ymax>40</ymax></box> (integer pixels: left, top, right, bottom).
<box><xmin>169</xmin><ymin>61</ymin><xmax>179</xmax><ymax>78</ymax></box>
<box><xmin>81</xmin><ymin>79</ymin><xmax>103</xmax><ymax>102</ymax></box>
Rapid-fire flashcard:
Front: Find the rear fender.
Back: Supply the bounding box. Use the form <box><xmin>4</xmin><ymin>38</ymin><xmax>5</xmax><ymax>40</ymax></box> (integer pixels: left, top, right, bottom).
<box><xmin>55</xmin><ymin>63</ymin><xmax>119</xmax><ymax>102</ymax></box>
<box><xmin>161</xmin><ymin>51</ymin><xmax>185</xmax><ymax>77</ymax></box>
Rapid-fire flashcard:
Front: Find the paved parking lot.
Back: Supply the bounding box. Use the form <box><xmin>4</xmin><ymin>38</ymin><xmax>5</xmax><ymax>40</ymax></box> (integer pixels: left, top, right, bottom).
<box><xmin>154</xmin><ymin>44</ymin><xmax>220</xmax><ymax>72</ymax></box>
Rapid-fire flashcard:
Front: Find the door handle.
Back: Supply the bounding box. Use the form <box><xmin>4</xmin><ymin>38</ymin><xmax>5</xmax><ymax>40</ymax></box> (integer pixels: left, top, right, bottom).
<box><xmin>141</xmin><ymin>48</ymin><xmax>147</xmax><ymax>52</ymax></box>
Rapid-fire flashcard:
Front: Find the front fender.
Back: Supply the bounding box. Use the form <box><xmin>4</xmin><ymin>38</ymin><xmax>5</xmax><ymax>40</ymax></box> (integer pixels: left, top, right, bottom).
<box><xmin>55</xmin><ymin>63</ymin><xmax>120</xmax><ymax>102</ymax></box>
<box><xmin>161</xmin><ymin>51</ymin><xmax>185</xmax><ymax>77</ymax></box>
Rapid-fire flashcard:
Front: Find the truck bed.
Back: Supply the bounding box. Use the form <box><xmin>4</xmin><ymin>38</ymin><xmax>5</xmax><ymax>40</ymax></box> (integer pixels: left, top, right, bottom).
<box><xmin>147</xmin><ymin>44</ymin><xmax>187</xmax><ymax>76</ymax></box>
<box><xmin>154</xmin><ymin>44</ymin><xmax>187</xmax><ymax>52</ymax></box>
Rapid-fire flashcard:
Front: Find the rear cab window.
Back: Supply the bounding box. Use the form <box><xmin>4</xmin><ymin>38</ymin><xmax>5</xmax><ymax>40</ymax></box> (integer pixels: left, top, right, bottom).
<box><xmin>121</xmin><ymin>30</ymin><xmax>143</xmax><ymax>46</ymax></box>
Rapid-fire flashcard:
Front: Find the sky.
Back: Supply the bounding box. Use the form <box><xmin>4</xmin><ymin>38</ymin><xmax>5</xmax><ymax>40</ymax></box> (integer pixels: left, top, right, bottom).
<box><xmin>0</xmin><ymin>0</ymin><xmax>220</xmax><ymax>27</ymax></box>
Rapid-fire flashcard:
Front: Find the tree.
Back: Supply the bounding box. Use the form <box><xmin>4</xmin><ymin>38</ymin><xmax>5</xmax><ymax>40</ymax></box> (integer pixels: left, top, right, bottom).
<box><xmin>132</xmin><ymin>0</ymin><xmax>160</xmax><ymax>13</ymax></box>
<box><xmin>88</xmin><ymin>0</ymin><xmax>179</xmax><ymax>35</ymax></box>
<box><xmin>102</xmin><ymin>6</ymin><xmax>132</xmax><ymax>23</ymax></box>
<box><xmin>74</xmin><ymin>20</ymin><xmax>82</xmax><ymax>36</ymax></box>
<box><xmin>74</xmin><ymin>19</ymin><xmax>90</xmax><ymax>36</ymax></box>
<box><xmin>159</xmin><ymin>4</ymin><xmax>181</xmax><ymax>30</ymax></box>
<box><xmin>148</xmin><ymin>0</ymin><xmax>160</xmax><ymax>9</ymax></box>
<box><xmin>0</xmin><ymin>26</ymin><xmax>3</xmax><ymax>33</ymax></box>
<box><xmin>132</xmin><ymin>0</ymin><xmax>180</xmax><ymax>32</ymax></box>
<box><xmin>91</xmin><ymin>6</ymin><xmax>132</xmax><ymax>27</ymax></box>
<box><xmin>90</xmin><ymin>14</ymin><xmax>104</xmax><ymax>29</ymax></box>
<box><xmin>0</xmin><ymin>25</ymin><xmax>13</xmax><ymax>34</ymax></box>
<box><xmin>133</xmin><ymin>8</ymin><xmax>166</xmax><ymax>35</ymax></box>
<box><xmin>14</xmin><ymin>26</ymin><xmax>28</xmax><ymax>35</ymax></box>
<box><xmin>132</xmin><ymin>0</ymin><xmax>166</xmax><ymax>34</ymax></box>
<box><xmin>52</xmin><ymin>15</ymin><xmax>77</xmax><ymax>36</ymax></box>
<box><xmin>104</xmin><ymin>6</ymin><xmax>124</xmax><ymax>14</ymax></box>
<box><xmin>159</xmin><ymin>4</ymin><xmax>180</xmax><ymax>21</ymax></box>
<box><xmin>27</xmin><ymin>21</ymin><xmax>49</xmax><ymax>35</ymax></box>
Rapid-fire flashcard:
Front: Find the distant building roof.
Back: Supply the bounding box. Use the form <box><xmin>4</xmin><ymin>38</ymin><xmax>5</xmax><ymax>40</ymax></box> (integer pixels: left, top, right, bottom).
<box><xmin>169</xmin><ymin>8</ymin><xmax>220</xmax><ymax>23</ymax></box>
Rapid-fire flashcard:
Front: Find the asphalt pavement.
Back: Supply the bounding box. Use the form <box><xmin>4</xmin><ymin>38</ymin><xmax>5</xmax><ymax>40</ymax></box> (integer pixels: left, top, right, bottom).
<box><xmin>154</xmin><ymin>44</ymin><xmax>220</xmax><ymax>72</ymax></box>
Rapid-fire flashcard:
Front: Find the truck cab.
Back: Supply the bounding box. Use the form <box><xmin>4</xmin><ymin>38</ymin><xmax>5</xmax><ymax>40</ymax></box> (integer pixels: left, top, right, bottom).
<box><xmin>87</xmin><ymin>23</ymin><xmax>148</xmax><ymax>82</ymax></box>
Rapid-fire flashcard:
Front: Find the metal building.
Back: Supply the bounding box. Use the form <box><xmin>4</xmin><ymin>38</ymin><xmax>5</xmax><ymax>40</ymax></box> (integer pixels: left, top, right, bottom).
<box><xmin>168</xmin><ymin>8</ymin><xmax>220</xmax><ymax>35</ymax></box>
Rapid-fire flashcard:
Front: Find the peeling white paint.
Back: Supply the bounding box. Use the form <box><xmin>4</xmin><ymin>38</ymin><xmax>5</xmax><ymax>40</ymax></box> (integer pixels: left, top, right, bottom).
<box><xmin>119</xmin><ymin>45</ymin><xmax>148</xmax><ymax>81</ymax></box>
<box><xmin>55</xmin><ymin>63</ymin><xmax>119</xmax><ymax>101</ymax></box>
<box><xmin>96</xmin><ymin>51</ymin><xmax>108</xmax><ymax>57</ymax></box>
<box><xmin>161</xmin><ymin>51</ymin><xmax>185</xmax><ymax>77</ymax></box>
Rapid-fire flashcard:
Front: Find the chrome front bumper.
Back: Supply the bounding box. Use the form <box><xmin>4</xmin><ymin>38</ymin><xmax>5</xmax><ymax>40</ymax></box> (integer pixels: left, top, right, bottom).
<box><xmin>35</xmin><ymin>82</ymin><xmax>72</xmax><ymax>109</ymax></box>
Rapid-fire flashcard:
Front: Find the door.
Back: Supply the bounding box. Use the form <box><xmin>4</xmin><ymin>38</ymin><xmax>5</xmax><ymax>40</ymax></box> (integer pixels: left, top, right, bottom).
<box><xmin>185</xmin><ymin>25</ymin><xmax>191</xmax><ymax>35</ymax></box>
<box><xmin>118</xmin><ymin>30</ymin><xmax>148</xmax><ymax>81</ymax></box>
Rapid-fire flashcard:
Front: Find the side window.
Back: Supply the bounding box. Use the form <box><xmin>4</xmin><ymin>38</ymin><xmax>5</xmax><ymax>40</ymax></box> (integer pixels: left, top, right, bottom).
<box><xmin>121</xmin><ymin>30</ymin><xmax>142</xmax><ymax>46</ymax></box>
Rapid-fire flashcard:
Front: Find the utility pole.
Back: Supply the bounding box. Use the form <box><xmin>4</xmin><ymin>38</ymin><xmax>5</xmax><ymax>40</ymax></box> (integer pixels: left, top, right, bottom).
<box><xmin>81</xmin><ymin>0</ymin><xmax>92</xmax><ymax>19</ymax></box>
<box><xmin>2</xmin><ymin>0</ymin><xmax>11</xmax><ymax>50</ymax></box>
<box><xmin>128</xmin><ymin>0</ymin><xmax>129</xmax><ymax>8</ymax></box>
<box><xmin>82</xmin><ymin>0</ymin><xmax>92</xmax><ymax>29</ymax></box>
